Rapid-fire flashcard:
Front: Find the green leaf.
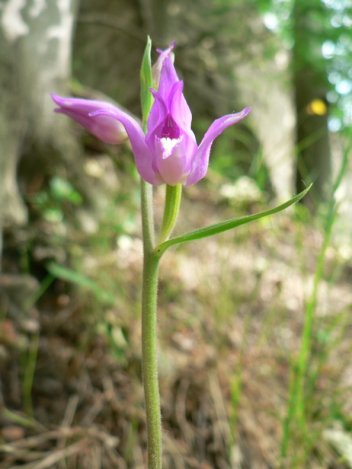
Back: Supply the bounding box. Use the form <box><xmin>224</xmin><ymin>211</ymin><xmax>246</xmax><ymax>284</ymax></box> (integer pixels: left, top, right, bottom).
<box><xmin>158</xmin><ymin>184</ymin><xmax>182</xmax><ymax>244</ymax></box>
<box><xmin>155</xmin><ymin>184</ymin><xmax>312</xmax><ymax>256</ymax></box>
<box><xmin>140</xmin><ymin>36</ymin><xmax>153</xmax><ymax>128</ymax></box>
<box><xmin>47</xmin><ymin>262</ymin><xmax>115</xmax><ymax>305</ymax></box>
<box><xmin>50</xmin><ymin>176</ymin><xmax>82</xmax><ymax>205</ymax></box>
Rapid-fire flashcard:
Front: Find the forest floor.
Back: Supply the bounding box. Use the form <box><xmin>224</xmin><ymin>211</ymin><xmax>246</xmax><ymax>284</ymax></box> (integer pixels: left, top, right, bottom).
<box><xmin>1</xmin><ymin>157</ymin><xmax>352</xmax><ymax>468</ymax></box>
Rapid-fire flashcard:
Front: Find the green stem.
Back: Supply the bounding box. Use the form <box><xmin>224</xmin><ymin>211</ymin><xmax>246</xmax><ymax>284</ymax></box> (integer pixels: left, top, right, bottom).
<box><xmin>142</xmin><ymin>252</ymin><xmax>161</xmax><ymax>468</ymax></box>
<box><xmin>158</xmin><ymin>184</ymin><xmax>182</xmax><ymax>244</ymax></box>
<box><xmin>295</xmin><ymin>194</ymin><xmax>335</xmax><ymax>419</ymax></box>
<box><xmin>140</xmin><ymin>179</ymin><xmax>162</xmax><ymax>468</ymax></box>
<box><xmin>141</xmin><ymin>179</ymin><xmax>155</xmax><ymax>252</ymax></box>
<box><xmin>281</xmin><ymin>210</ymin><xmax>335</xmax><ymax>460</ymax></box>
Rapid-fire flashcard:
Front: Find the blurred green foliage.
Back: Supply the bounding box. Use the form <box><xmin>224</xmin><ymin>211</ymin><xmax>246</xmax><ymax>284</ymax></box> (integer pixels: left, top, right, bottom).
<box><xmin>256</xmin><ymin>0</ymin><xmax>352</xmax><ymax>134</ymax></box>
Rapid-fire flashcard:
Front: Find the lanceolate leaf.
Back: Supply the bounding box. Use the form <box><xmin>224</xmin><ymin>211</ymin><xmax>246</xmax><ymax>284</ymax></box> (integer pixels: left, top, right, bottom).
<box><xmin>155</xmin><ymin>184</ymin><xmax>312</xmax><ymax>256</ymax></box>
<box><xmin>47</xmin><ymin>262</ymin><xmax>115</xmax><ymax>305</ymax></box>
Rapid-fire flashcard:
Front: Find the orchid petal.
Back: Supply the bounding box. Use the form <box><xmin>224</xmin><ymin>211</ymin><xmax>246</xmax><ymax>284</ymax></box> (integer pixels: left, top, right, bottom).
<box><xmin>52</xmin><ymin>94</ymin><xmax>119</xmax><ymax>113</ymax></box>
<box><xmin>152</xmin><ymin>42</ymin><xmax>176</xmax><ymax>88</ymax></box>
<box><xmin>155</xmin><ymin>137</ymin><xmax>189</xmax><ymax>185</ymax></box>
<box><xmin>90</xmin><ymin>108</ymin><xmax>160</xmax><ymax>185</ymax></box>
<box><xmin>156</xmin><ymin>56</ymin><xmax>179</xmax><ymax>102</ymax></box>
<box><xmin>52</xmin><ymin>94</ymin><xmax>159</xmax><ymax>184</ymax></box>
<box><xmin>186</xmin><ymin>107</ymin><xmax>251</xmax><ymax>185</ymax></box>
<box><xmin>169</xmin><ymin>81</ymin><xmax>192</xmax><ymax>130</ymax></box>
<box><xmin>146</xmin><ymin>89</ymin><xmax>169</xmax><ymax>141</ymax></box>
<box><xmin>52</xmin><ymin>94</ymin><xmax>127</xmax><ymax>144</ymax></box>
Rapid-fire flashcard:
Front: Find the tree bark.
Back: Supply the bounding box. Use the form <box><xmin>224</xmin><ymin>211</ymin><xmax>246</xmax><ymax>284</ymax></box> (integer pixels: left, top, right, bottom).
<box><xmin>0</xmin><ymin>0</ymin><xmax>79</xmax><ymax>267</ymax></box>
<box><xmin>293</xmin><ymin>0</ymin><xmax>332</xmax><ymax>208</ymax></box>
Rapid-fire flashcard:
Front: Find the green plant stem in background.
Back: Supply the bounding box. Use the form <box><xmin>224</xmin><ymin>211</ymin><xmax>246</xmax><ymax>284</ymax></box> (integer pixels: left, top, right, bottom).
<box><xmin>23</xmin><ymin>332</ymin><xmax>40</xmax><ymax>415</ymax></box>
<box><xmin>22</xmin><ymin>274</ymin><xmax>54</xmax><ymax>416</ymax></box>
<box><xmin>280</xmin><ymin>146</ymin><xmax>350</xmax><ymax>464</ymax></box>
<box><xmin>158</xmin><ymin>184</ymin><xmax>182</xmax><ymax>244</ymax></box>
<box><xmin>140</xmin><ymin>179</ymin><xmax>162</xmax><ymax>469</ymax></box>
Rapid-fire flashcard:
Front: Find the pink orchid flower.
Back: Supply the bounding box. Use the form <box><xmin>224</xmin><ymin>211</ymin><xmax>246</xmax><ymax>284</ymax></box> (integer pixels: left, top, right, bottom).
<box><xmin>52</xmin><ymin>44</ymin><xmax>250</xmax><ymax>186</ymax></box>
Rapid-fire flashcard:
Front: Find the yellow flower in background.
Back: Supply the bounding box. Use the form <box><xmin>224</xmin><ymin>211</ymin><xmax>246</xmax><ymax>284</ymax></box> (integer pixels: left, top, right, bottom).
<box><xmin>306</xmin><ymin>99</ymin><xmax>328</xmax><ymax>116</ymax></box>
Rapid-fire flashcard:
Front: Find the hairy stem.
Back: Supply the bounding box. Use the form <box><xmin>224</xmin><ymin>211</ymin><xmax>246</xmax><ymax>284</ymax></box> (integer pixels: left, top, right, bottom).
<box><xmin>140</xmin><ymin>179</ymin><xmax>162</xmax><ymax>468</ymax></box>
<box><xmin>142</xmin><ymin>252</ymin><xmax>161</xmax><ymax>468</ymax></box>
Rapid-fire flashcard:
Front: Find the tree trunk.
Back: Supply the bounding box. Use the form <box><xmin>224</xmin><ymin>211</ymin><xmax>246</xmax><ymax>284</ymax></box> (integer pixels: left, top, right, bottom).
<box><xmin>293</xmin><ymin>0</ymin><xmax>332</xmax><ymax>208</ymax></box>
<box><xmin>0</xmin><ymin>0</ymin><xmax>79</xmax><ymax>268</ymax></box>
